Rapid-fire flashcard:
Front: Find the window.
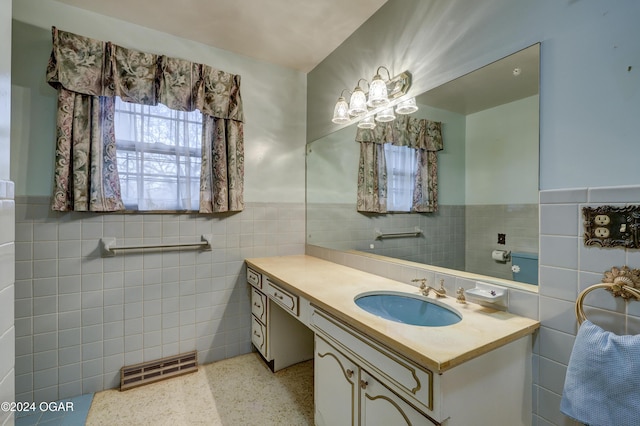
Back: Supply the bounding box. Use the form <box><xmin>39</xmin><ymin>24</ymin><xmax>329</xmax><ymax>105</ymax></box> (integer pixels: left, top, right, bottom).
<box><xmin>384</xmin><ymin>144</ymin><xmax>417</xmax><ymax>212</ymax></box>
<box><xmin>114</xmin><ymin>98</ymin><xmax>202</xmax><ymax>211</ymax></box>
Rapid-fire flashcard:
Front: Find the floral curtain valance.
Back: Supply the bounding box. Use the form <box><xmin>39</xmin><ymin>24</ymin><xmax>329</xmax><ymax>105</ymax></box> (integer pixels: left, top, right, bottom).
<box><xmin>46</xmin><ymin>27</ymin><xmax>244</xmax><ymax>122</ymax></box>
<box><xmin>355</xmin><ymin>115</ymin><xmax>443</xmax><ymax>151</ymax></box>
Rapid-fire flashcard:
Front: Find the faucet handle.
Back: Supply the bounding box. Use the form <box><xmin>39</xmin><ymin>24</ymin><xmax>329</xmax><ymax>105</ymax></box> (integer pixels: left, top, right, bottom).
<box><xmin>411</xmin><ymin>278</ymin><xmax>427</xmax><ymax>288</ymax></box>
<box><xmin>439</xmin><ymin>278</ymin><xmax>446</xmax><ymax>292</ymax></box>
<box><xmin>411</xmin><ymin>278</ymin><xmax>427</xmax><ymax>289</ymax></box>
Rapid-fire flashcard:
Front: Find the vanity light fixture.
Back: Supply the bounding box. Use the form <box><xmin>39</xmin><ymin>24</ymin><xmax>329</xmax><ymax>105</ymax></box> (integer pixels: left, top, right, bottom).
<box><xmin>331</xmin><ymin>68</ymin><xmax>413</xmax><ymax>125</ymax></box>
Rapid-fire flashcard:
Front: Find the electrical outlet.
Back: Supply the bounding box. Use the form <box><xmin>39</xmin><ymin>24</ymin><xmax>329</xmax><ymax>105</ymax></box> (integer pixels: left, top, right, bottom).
<box><xmin>583</xmin><ymin>205</ymin><xmax>640</xmax><ymax>248</ymax></box>
<box><xmin>594</xmin><ymin>214</ymin><xmax>611</xmax><ymax>225</ymax></box>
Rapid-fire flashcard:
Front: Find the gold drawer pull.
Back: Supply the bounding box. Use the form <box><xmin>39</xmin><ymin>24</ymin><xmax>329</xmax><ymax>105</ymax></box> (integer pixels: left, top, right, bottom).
<box><xmin>360</xmin><ymin>380</ymin><xmax>368</xmax><ymax>389</ymax></box>
<box><xmin>346</xmin><ymin>369</ymin><xmax>354</xmax><ymax>378</ymax></box>
<box><xmin>274</xmin><ymin>292</ymin><xmax>284</xmax><ymax>300</ymax></box>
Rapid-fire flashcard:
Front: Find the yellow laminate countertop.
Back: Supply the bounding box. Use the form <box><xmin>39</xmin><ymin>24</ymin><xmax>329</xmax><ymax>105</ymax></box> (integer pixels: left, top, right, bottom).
<box><xmin>246</xmin><ymin>255</ymin><xmax>540</xmax><ymax>373</ymax></box>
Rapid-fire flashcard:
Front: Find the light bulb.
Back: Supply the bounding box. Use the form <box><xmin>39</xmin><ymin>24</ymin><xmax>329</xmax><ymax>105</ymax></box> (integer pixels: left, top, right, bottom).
<box><xmin>348</xmin><ymin>88</ymin><xmax>367</xmax><ymax>117</ymax></box>
<box><xmin>358</xmin><ymin>116</ymin><xmax>376</xmax><ymax>129</ymax></box>
<box><xmin>332</xmin><ymin>97</ymin><xmax>350</xmax><ymax>124</ymax></box>
<box><xmin>375</xmin><ymin>107</ymin><xmax>395</xmax><ymax>122</ymax></box>
<box><xmin>367</xmin><ymin>75</ymin><xmax>389</xmax><ymax>108</ymax></box>
<box><xmin>395</xmin><ymin>97</ymin><xmax>418</xmax><ymax>115</ymax></box>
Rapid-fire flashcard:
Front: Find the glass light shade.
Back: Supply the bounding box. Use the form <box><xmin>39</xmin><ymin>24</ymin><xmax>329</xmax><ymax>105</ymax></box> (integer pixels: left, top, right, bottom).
<box><xmin>395</xmin><ymin>97</ymin><xmax>419</xmax><ymax>115</ymax></box>
<box><xmin>331</xmin><ymin>97</ymin><xmax>350</xmax><ymax>124</ymax></box>
<box><xmin>375</xmin><ymin>107</ymin><xmax>395</xmax><ymax>122</ymax></box>
<box><xmin>367</xmin><ymin>75</ymin><xmax>389</xmax><ymax>108</ymax></box>
<box><xmin>348</xmin><ymin>88</ymin><xmax>368</xmax><ymax>117</ymax></box>
<box><xmin>358</xmin><ymin>116</ymin><xmax>376</xmax><ymax>129</ymax></box>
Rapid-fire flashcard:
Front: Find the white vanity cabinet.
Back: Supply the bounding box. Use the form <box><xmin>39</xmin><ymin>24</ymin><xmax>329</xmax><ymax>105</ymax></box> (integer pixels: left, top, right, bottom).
<box><xmin>312</xmin><ymin>307</ymin><xmax>533</xmax><ymax>426</ymax></box>
<box><xmin>315</xmin><ymin>335</ymin><xmax>436</xmax><ymax>426</ymax></box>
<box><xmin>246</xmin><ymin>256</ymin><xmax>538</xmax><ymax>426</ymax></box>
<box><xmin>313</xmin><ymin>309</ymin><xmax>439</xmax><ymax>425</ymax></box>
<box><xmin>247</xmin><ymin>267</ymin><xmax>314</xmax><ymax>371</ymax></box>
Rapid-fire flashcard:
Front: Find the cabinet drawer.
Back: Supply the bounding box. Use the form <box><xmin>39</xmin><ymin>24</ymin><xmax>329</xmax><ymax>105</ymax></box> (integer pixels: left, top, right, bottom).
<box><xmin>251</xmin><ymin>288</ymin><xmax>267</xmax><ymax>323</ymax></box>
<box><xmin>247</xmin><ymin>267</ymin><xmax>262</xmax><ymax>289</ymax></box>
<box><xmin>251</xmin><ymin>316</ymin><xmax>267</xmax><ymax>357</ymax></box>
<box><xmin>312</xmin><ymin>308</ymin><xmax>434</xmax><ymax>415</ymax></box>
<box><xmin>266</xmin><ymin>280</ymin><xmax>299</xmax><ymax>317</ymax></box>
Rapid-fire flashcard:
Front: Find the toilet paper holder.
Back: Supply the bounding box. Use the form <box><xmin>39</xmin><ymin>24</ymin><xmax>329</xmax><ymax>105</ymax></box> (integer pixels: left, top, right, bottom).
<box><xmin>491</xmin><ymin>249</ymin><xmax>511</xmax><ymax>262</ymax></box>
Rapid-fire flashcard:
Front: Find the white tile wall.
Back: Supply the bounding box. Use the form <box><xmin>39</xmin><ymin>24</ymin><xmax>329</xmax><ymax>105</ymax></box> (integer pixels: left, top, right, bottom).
<box><xmin>0</xmin><ymin>181</ymin><xmax>15</xmax><ymax>426</ymax></box>
<box><xmin>15</xmin><ymin>197</ymin><xmax>304</xmax><ymax>402</ymax></box>
<box><xmin>535</xmin><ymin>185</ymin><xmax>640</xmax><ymax>426</ymax></box>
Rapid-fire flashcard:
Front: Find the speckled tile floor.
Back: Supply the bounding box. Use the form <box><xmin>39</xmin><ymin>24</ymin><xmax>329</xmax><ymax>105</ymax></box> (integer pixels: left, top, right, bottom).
<box><xmin>86</xmin><ymin>353</ymin><xmax>314</xmax><ymax>426</ymax></box>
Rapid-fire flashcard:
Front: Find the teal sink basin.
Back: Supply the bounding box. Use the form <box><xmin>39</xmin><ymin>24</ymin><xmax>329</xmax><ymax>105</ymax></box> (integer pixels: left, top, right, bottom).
<box><xmin>354</xmin><ymin>291</ymin><xmax>462</xmax><ymax>327</ymax></box>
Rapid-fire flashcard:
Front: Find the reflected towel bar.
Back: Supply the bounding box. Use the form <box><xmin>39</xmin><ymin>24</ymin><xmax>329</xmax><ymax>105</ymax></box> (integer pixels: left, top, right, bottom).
<box><xmin>100</xmin><ymin>234</ymin><xmax>212</xmax><ymax>256</ymax></box>
<box><xmin>576</xmin><ymin>266</ymin><xmax>640</xmax><ymax>324</ymax></box>
<box><xmin>374</xmin><ymin>227</ymin><xmax>423</xmax><ymax>240</ymax></box>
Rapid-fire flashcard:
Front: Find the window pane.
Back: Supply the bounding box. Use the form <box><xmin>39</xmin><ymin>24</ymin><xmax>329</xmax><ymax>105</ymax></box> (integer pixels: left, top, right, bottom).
<box><xmin>114</xmin><ymin>98</ymin><xmax>202</xmax><ymax>211</ymax></box>
<box><xmin>384</xmin><ymin>144</ymin><xmax>417</xmax><ymax>212</ymax></box>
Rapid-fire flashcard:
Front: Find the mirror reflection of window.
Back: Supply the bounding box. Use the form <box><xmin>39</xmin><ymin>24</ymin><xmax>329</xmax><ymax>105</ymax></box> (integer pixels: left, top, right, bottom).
<box><xmin>384</xmin><ymin>144</ymin><xmax>416</xmax><ymax>212</ymax></box>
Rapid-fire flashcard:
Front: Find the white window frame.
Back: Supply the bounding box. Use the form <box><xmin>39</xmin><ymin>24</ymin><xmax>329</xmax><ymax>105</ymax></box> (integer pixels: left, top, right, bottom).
<box><xmin>114</xmin><ymin>97</ymin><xmax>203</xmax><ymax>211</ymax></box>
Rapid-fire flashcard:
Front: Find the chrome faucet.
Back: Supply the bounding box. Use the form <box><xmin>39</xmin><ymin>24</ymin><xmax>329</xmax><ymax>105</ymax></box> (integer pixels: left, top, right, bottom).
<box><xmin>412</xmin><ymin>278</ymin><xmax>447</xmax><ymax>298</ymax></box>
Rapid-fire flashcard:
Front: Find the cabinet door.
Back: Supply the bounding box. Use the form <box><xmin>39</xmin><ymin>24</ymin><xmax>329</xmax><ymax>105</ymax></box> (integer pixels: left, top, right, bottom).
<box><xmin>251</xmin><ymin>316</ymin><xmax>267</xmax><ymax>358</ymax></box>
<box><xmin>315</xmin><ymin>336</ymin><xmax>358</xmax><ymax>426</ymax></box>
<box><xmin>360</xmin><ymin>370</ymin><xmax>437</xmax><ymax>426</ymax></box>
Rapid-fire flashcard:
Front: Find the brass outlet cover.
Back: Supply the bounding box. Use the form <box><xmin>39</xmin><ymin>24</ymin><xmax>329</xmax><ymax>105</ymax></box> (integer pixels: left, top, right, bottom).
<box><xmin>583</xmin><ymin>205</ymin><xmax>640</xmax><ymax>248</ymax></box>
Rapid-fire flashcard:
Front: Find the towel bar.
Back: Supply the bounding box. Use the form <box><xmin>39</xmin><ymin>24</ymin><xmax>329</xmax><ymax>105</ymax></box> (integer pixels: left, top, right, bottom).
<box><xmin>576</xmin><ymin>266</ymin><xmax>640</xmax><ymax>324</ymax></box>
<box><xmin>374</xmin><ymin>227</ymin><xmax>423</xmax><ymax>240</ymax></box>
<box><xmin>100</xmin><ymin>234</ymin><xmax>213</xmax><ymax>256</ymax></box>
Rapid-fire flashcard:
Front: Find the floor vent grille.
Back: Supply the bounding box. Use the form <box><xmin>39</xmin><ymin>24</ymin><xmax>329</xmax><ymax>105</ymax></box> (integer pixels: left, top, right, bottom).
<box><xmin>120</xmin><ymin>351</ymin><xmax>198</xmax><ymax>391</ymax></box>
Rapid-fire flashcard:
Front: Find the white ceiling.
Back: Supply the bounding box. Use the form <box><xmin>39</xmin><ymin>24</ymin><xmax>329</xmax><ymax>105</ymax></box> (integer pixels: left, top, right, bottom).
<box><xmin>54</xmin><ymin>0</ymin><xmax>388</xmax><ymax>72</ymax></box>
<box><xmin>417</xmin><ymin>44</ymin><xmax>540</xmax><ymax>115</ymax></box>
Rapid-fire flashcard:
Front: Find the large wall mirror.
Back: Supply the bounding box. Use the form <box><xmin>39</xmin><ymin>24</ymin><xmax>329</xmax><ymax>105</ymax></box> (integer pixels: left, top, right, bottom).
<box><xmin>306</xmin><ymin>44</ymin><xmax>540</xmax><ymax>290</ymax></box>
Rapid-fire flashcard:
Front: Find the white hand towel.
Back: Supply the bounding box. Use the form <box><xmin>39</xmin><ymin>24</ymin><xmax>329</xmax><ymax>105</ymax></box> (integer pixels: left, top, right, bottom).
<box><xmin>561</xmin><ymin>320</ymin><xmax>640</xmax><ymax>426</ymax></box>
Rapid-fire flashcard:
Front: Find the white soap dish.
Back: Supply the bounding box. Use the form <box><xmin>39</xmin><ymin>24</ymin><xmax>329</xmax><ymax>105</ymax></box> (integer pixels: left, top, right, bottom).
<box><xmin>465</xmin><ymin>281</ymin><xmax>507</xmax><ymax>307</ymax></box>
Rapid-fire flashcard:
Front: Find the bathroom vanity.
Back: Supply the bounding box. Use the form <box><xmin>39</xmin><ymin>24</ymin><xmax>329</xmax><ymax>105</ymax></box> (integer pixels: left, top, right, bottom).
<box><xmin>245</xmin><ymin>255</ymin><xmax>539</xmax><ymax>426</ymax></box>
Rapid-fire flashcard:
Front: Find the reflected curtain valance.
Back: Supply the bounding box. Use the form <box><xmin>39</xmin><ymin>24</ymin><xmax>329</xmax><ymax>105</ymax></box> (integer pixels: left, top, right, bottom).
<box><xmin>355</xmin><ymin>115</ymin><xmax>443</xmax><ymax>151</ymax></box>
<box><xmin>355</xmin><ymin>115</ymin><xmax>443</xmax><ymax>213</ymax></box>
<box><xmin>46</xmin><ymin>27</ymin><xmax>244</xmax><ymax>213</ymax></box>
